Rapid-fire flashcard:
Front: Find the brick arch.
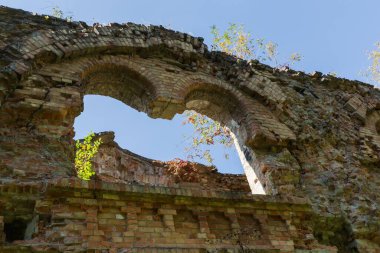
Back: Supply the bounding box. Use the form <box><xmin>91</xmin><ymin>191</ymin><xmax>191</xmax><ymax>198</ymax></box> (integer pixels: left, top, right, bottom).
<box><xmin>70</xmin><ymin>57</ymin><xmax>298</xmax><ymax>195</ymax></box>
<box><xmin>0</xmin><ymin>51</ymin><xmax>299</xmax><ymax>195</ymax></box>
<box><xmin>14</xmin><ymin>51</ymin><xmax>296</xmax><ymax>147</ymax></box>
<box><xmin>171</xmin><ymin>80</ymin><xmax>300</xmax><ymax>195</ymax></box>
<box><xmin>0</xmin><ymin>25</ymin><xmax>204</xmax><ymax>86</ymax></box>
<box><xmin>80</xmin><ymin>63</ymin><xmax>157</xmax><ymax>114</ymax></box>
<box><xmin>181</xmin><ymin>84</ymin><xmax>269</xmax><ymax>194</ymax></box>
<box><xmin>179</xmin><ymin>77</ymin><xmax>296</xmax><ymax>148</ymax></box>
<box><xmin>18</xmin><ymin>55</ymin><xmax>193</xmax><ymax>119</ymax></box>
<box><xmin>182</xmin><ymin>82</ymin><xmax>247</xmax><ymax>122</ymax></box>
<box><xmin>0</xmin><ymin>16</ymin><xmax>295</xmax><ymax>148</ymax></box>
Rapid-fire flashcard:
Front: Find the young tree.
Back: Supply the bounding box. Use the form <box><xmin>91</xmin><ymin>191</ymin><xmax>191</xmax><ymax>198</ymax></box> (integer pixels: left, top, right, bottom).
<box><xmin>369</xmin><ymin>42</ymin><xmax>380</xmax><ymax>84</ymax></box>
<box><xmin>50</xmin><ymin>6</ymin><xmax>73</xmax><ymax>22</ymax></box>
<box><xmin>210</xmin><ymin>23</ymin><xmax>301</xmax><ymax>66</ymax></box>
<box><xmin>183</xmin><ymin>111</ymin><xmax>234</xmax><ymax>164</ymax></box>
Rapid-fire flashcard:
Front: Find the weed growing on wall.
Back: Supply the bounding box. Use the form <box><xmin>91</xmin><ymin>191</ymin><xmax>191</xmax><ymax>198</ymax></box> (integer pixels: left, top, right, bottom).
<box><xmin>75</xmin><ymin>132</ymin><xmax>102</xmax><ymax>180</ymax></box>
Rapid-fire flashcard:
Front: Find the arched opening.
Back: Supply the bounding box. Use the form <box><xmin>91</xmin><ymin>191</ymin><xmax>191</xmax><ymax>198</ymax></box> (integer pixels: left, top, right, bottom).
<box><xmin>73</xmin><ymin>64</ymin><xmax>265</xmax><ymax>194</ymax></box>
<box><xmin>183</xmin><ymin>86</ymin><xmax>266</xmax><ymax>194</ymax></box>
<box><xmin>1</xmin><ymin>56</ymin><xmax>273</xmax><ymax>194</ymax></box>
<box><xmin>81</xmin><ymin>64</ymin><xmax>156</xmax><ymax>114</ymax></box>
<box><xmin>74</xmin><ymin>95</ymin><xmax>258</xmax><ymax>193</ymax></box>
<box><xmin>74</xmin><ymin>95</ymin><xmax>243</xmax><ymax>174</ymax></box>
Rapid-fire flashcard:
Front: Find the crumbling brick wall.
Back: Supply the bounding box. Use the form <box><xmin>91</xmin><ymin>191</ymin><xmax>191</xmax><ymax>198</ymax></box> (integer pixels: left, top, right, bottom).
<box><xmin>0</xmin><ymin>179</ymin><xmax>337</xmax><ymax>252</ymax></box>
<box><xmin>91</xmin><ymin>131</ymin><xmax>251</xmax><ymax>192</ymax></box>
<box><xmin>0</xmin><ymin>5</ymin><xmax>380</xmax><ymax>252</ymax></box>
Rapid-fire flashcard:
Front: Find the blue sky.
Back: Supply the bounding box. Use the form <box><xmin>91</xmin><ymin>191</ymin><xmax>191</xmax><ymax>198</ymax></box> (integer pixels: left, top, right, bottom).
<box><xmin>3</xmin><ymin>0</ymin><xmax>380</xmax><ymax>173</ymax></box>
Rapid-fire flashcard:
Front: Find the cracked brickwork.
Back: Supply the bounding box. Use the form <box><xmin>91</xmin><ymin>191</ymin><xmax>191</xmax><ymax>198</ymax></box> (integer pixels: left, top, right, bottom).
<box><xmin>0</xmin><ymin>6</ymin><xmax>380</xmax><ymax>252</ymax></box>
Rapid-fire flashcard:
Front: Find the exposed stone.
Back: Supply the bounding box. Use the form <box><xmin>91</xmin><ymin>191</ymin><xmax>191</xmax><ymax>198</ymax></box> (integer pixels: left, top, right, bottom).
<box><xmin>0</xmin><ymin>5</ymin><xmax>379</xmax><ymax>252</ymax></box>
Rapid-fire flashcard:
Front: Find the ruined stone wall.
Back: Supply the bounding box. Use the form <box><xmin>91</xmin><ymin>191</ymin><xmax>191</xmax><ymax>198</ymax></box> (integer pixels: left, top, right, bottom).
<box><xmin>0</xmin><ymin>179</ymin><xmax>336</xmax><ymax>253</ymax></box>
<box><xmin>0</xmin><ymin>6</ymin><xmax>380</xmax><ymax>252</ymax></box>
<box><xmin>92</xmin><ymin>132</ymin><xmax>251</xmax><ymax>193</ymax></box>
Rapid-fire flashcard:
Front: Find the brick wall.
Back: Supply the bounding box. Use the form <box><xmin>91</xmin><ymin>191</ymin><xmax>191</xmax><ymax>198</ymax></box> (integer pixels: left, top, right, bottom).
<box><xmin>1</xmin><ymin>6</ymin><xmax>380</xmax><ymax>251</ymax></box>
<box><xmin>0</xmin><ymin>180</ymin><xmax>337</xmax><ymax>252</ymax></box>
<box><xmin>91</xmin><ymin>132</ymin><xmax>251</xmax><ymax>193</ymax></box>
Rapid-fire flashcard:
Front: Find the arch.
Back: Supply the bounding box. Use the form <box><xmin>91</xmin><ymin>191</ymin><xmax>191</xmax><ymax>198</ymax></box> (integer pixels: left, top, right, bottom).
<box><xmin>179</xmin><ymin>82</ymin><xmax>298</xmax><ymax>195</ymax></box>
<box><xmin>184</xmin><ymin>85</ymin><xmax>246</xmax><ymax>125</ymax></box>
<box><xmin>0</xmin><ymin>46</ymin><xmax>301</xmax><ymax>196</ymax></box>
<box><xmin>81</xmin><ymin>63</ymin><xmax>157</xmax><ymax>114</ymax></box>
<box><xmin>0</xmin><ymin>9</ymin><xmax>297</xmax><ymax>196</ymax></box>
<box><xmin>0</xmin><ymin>53</ymin><xmax>298</xmax><ymax>195</ymax></box>
<box><xmin>177</xmin><ymin>75</ymin><xmax>296</xmax><ymax>148</ymax></box>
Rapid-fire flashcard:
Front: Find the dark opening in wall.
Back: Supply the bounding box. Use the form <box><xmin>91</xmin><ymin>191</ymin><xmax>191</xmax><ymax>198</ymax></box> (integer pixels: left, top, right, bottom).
<box><xmin>4</xmin><ymin>219</ymin><xmax>27</xmax><ymax>242</ymax></box>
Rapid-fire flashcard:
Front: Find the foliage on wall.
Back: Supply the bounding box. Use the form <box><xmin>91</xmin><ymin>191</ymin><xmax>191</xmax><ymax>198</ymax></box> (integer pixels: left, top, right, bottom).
<box><xmin>75</xmin><ymin>132</ymin><xmax>102</xmax><ymax>180</ymax></box>
<box><xmin>369</xmin><ymin>42</ymin><xmax>380</xmax><ymax>84</ymax></box>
